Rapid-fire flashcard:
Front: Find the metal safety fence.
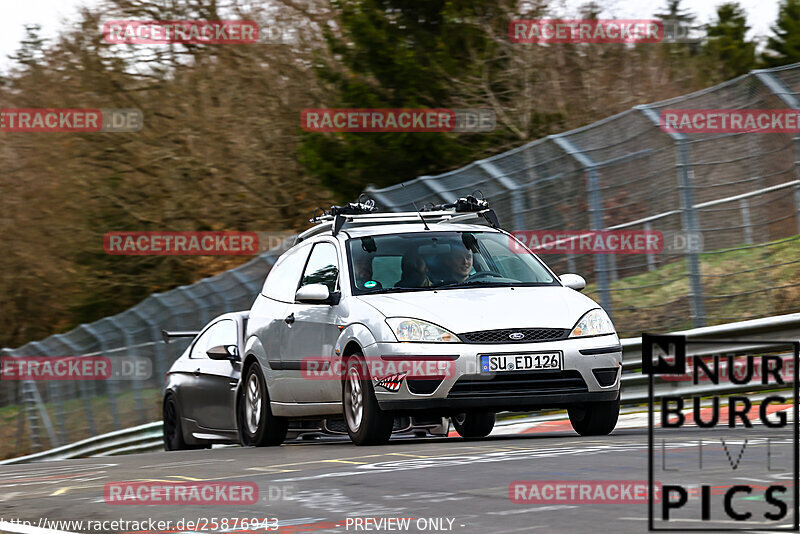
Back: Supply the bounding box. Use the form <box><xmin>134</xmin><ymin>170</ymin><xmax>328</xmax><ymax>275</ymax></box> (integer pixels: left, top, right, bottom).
<box><xmin>367</xmin><ymin>64</ymin><xmax>800</xmax><ymax>338</ymax></box>
<box><xmin>0</xmin><ymin>239</ymin><xmax>293</xmax><ymax>460</ymax></box>
<box><xmin>4</xmin><ymin>64</ymin><xmax>800</xmax><ymax>460</ymax></box>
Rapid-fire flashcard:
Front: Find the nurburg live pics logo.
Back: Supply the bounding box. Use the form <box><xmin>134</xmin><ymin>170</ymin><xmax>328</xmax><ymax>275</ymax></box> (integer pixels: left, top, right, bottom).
<box><xmin>643</xmin><ymin>334</ymin><xmax>799</xmax><ymax>531</ymax></box>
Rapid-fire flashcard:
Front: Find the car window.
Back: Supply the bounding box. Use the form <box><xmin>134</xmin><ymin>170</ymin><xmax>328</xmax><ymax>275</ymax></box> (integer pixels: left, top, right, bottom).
<box><xmin>191</xmin><ymin>319</ymin><xmax>236</xmax><ymax>359</ymax></box>
<box><xmin>300</xmin><ymin>242</ymin><xmax>339</xmax><ymax>293</ymax></box>
<box><xmin>371</xmin><ymin>255</ymin><xmax>402</xmax><ymax>288</ymax></box>
<box><xmin>262</xmin><ymin>244</ymin><xmax>311</xmax><ymax>302</ymax></box>
<box><xmin>347</xmin><ymin>231</ymin><xmax>557</xmax><ymax>295</ymax></box>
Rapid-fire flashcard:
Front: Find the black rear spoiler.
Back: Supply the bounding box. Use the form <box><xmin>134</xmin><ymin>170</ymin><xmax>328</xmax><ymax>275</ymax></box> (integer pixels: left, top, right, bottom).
<box><xmin>161</xmin><ymin>330</ymin><xmax>199</xmax><ymax>344</ymax></box>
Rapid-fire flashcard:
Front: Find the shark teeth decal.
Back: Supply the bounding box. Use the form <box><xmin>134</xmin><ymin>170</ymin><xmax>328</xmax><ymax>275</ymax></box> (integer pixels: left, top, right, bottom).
<box><xmin>374</xmin><ymin>372</ymin><xmax>407</xmax><ymax>392</ymax></box>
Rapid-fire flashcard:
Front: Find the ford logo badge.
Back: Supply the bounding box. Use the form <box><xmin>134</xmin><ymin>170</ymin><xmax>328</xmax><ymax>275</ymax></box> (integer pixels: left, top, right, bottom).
<box><xmin>509</xmin><ymin>332</ymin><xmax>524</xmax><ymax>340</ymax></box>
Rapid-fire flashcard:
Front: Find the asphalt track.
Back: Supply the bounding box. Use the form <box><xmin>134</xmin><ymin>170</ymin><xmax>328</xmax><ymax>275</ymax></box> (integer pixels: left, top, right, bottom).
<box><xmin>1</xmin><ymin>406</ymin><xmax>797</xmax><ymax>534</ymax></box>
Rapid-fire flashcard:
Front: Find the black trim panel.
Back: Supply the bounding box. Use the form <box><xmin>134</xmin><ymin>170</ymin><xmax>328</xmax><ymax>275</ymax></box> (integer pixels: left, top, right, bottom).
<box><xmin>579</xmin><ymin>345</ymin><xmax>622</xmax><ymax>355</ymax></box>
<box><xmin>379</xmin><ymin>389</ymin><xmax>619</xmax><ymax>412</ymax></box>
<box><xmin>269</xmin><ymin>360</ymin><xmax>308</xmax><ymax>370</ymax></box>
<box><xmin>380</xmin><ymin>355</ymin><xmax>460</xmax><ymax>361</ymax></box>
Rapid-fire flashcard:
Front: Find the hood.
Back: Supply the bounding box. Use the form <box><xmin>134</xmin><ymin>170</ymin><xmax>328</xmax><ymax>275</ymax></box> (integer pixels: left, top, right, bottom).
<box><xmin>356</xmin><ymin>286</ymin><xmax>600</xmax><ymax>333</ymax></box>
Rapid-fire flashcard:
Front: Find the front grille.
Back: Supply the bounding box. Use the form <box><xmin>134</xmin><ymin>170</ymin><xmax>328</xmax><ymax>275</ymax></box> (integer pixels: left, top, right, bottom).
<box><xmin>458</xmin><ymin>328</ymin><xmax>569</xmax><ymax>344</ymax></box>
<box><xmin>447</xmin><ymin>370</ymin><xmax>587</xmax><ymax>398</ymax></box>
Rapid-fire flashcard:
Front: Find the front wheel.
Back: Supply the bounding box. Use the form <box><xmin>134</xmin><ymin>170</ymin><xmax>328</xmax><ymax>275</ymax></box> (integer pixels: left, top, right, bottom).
<box><xmin>452</xmin><ymin>412</ymin><xmax>495</xmax><ymax>438</ymax></box>
<box><xmin>568</xmin><ymin>399</ymin><xmax>620</xmax><ymax>436</ymax></box>
<box><xmin>343</xmin><ymin>354</ymin><xmax>394</xmax><ymax>445</ymax></box>
<box><xmin>238</xmin><ymin>361</ymin><xmax>288</xmax><ymax>446</ymax></box>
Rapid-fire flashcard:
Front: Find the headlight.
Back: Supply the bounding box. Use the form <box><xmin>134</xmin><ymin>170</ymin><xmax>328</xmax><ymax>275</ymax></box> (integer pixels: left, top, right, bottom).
<box><xmin>569</xmin><ymin>309</ymin><xmax>615</xmax><ymax>338</ymax></box>
<box><xmin>386</xmin><ymin>318</ymin><xmax>458</xmax><ymax>343</ymax></box>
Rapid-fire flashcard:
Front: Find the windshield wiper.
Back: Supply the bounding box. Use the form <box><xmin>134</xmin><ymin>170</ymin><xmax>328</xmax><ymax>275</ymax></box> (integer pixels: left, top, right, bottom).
<box><xmin>435</xmin><ymin>280</ymin><xmax>517</xmax><ymax>289</ymax></box>
<box><xmin>360</xmin><ymin>287</ymin><xmax>425</xmax><ymax>295</ymax></box>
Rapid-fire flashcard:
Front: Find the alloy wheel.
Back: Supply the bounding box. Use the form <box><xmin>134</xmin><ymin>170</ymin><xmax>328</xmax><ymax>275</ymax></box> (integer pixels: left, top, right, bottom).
<box><xmin>345</xmin><ymin>365</ymin><xmax>363</xmax><ymax>431</ymax></box>
<box><xmin>245</xmin><ymin>373</ymin><xmax>262</xmax><ymax>434</ymax></box>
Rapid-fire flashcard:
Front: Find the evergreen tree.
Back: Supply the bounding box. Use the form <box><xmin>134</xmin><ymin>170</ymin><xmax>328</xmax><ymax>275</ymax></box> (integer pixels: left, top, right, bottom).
<box><xmin>299</xmin><ymin>0</ymin><xmax>510</xmax><ymax>199</ymax></box>
<box><xmin>654</xmin><ymin>0</ymin><xmax>695</xmax><ymax>43</ymax></box>
<box><xmin>9</xmin><ymin>25</ymin><xmax>46</xmax><ymax>67</ymax></box>
<box><xmin>702</xmin><ymin>2</ymin><xmax>756</xmax><ymax>81</ymax></box>
<box><xmin>763</xmin><ymin>0</ymin><xmax>800</xmax><ymax>67</ymax></box>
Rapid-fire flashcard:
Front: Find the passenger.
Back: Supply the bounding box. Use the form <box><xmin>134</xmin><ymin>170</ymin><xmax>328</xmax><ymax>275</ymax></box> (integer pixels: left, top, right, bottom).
<box><xmin>395</xmin><ymin>251</ymin><xmax>432</xmax><ymax>288</ymax></box>
<box><xmin>441</xmin><ymin>246</ymin><xmax>473</xmax><ymax>284</ymax></box>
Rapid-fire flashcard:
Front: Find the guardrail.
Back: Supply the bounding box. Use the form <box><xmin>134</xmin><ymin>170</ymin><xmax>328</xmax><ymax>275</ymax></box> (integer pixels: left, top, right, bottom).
<box><xmin>2</xmin><ymin>312</ymin><xmax>798</xmax><ymax>465</ymax></box>
<box><xmin>620</xmin><ymin>312</ymin><xmax>800</xmax><ymax>403</ymax></box>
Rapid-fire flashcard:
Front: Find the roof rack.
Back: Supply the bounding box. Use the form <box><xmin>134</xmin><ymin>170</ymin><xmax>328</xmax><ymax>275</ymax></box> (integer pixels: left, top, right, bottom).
<box><xmin>296</xmin><ymin>195</ymin><xmax>500</xmax><ymax>243</ymax></box>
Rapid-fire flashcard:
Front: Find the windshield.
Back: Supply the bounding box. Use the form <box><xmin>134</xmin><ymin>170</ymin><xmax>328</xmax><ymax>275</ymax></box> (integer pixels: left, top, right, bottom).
<box><xmin>347</xmin><ymin>231</ymin><xmax>558</xmax><ymax>295</ymax></box>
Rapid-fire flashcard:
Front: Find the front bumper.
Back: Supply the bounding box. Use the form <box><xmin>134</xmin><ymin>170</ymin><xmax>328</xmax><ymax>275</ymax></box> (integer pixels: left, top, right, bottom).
<box><xmin>363</xmin><ymin>334</ymin><xmax>621</xmax><ymax>414</ymax></box>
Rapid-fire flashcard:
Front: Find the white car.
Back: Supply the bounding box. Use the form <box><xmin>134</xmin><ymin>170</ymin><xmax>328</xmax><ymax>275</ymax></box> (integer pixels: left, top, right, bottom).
<box><xmin>238</xmin><ymin>197</ymin><xmax>621</xmax><ymax>446</ymax></box>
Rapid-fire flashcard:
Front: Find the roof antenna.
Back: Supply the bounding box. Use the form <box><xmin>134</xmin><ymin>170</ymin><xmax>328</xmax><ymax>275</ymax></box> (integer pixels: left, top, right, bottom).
<box><xmin>401</xmin><ymin>183</ymin><xmax>429</xmax><ymax>230</ymax></box>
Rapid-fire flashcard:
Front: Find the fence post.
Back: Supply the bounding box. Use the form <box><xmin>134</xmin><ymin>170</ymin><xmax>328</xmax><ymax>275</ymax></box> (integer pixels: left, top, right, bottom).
<box><xmin>84</xmin><ymin>321</ymin><xmax>121</xmax><ymax>431</ymax></box>
<box><xmin>26</xmin><ymin>341</ymin><xmax>61</xmax><ymax>448</ymax></box>
<box><xmin>754</xmin><ymin>70</ymin><xmax>800</xmax><ymax>235</ymax></box>
<box><xmin>477</xmin><ymin>159</ymin><xmax>527</xmax><ymax>230</ymax></box>
<box><xmin>127</xmin><ymin>310</ymin><xmax>149</xmax><ymax>426</ymax></box>
<box><xmin>637</xmin><ymin>105</ymin><xmax>706</xmax><ymax>327</ymax></box>
<box><xmin>550</xmin><ymin>134</ymin><xmax>613</xmax><ymax>316</ymax></box>
<box><xmin>56</xmin><ymin>330</ymin><xmax>98</xmax><ymax>436</ymax></box>
<box><xmin>739</xmin><ymin>199</ymin><xmax>753</xmax><ymax>245</ymax></box>
<box><xmin>795</xmin><ymin>185</ymin><xmax>800</xmax><ymax>235</ymax></box>
<box><xmin>144</xmin><ymin>294</ymin><xmax>171</xmax><ymax>391</ymax></box>
<box><xmin>644</xmin><ymin>222</ymin><xmax>656</xmax><ymax>271</ymax></box>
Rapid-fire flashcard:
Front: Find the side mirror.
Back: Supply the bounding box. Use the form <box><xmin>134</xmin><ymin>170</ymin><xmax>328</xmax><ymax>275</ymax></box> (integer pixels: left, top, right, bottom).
<box><xmin>207</xmin><ymin>344</ymin><xmax>240</xmax><ymax>362</ymax></box>
<box><xmin>559</xmin><ymin>273</ymin><xmax>586</xmax><ymax>291</ymax></box>
<box><xmin>295</xmin><ymin>283</ymin><xmax>337</xmax><ymax>304</ymax></box>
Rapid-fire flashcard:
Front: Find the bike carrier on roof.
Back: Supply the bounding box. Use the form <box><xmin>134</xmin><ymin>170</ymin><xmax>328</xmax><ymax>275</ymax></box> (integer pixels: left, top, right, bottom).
<box><xmin>297</xmin><ymin>194</ymin><xmax>500</xmax><ymax>243</ymax></box>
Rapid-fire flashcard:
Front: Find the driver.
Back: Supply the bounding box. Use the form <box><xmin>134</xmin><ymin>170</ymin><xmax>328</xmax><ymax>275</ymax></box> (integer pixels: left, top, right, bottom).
<box><xmin>441</xmin><ymin>246</ymin><xmax>473</xmax><ymax>284</ymax></box>
<box><xmin>395</xmin><ymin>251</ymin><xmax>432</xmax><ymax>288</ymax></box>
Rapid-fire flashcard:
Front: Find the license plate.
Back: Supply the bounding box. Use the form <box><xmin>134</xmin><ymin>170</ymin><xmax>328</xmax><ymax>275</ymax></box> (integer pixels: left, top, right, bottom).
<box><xmin>481</xmin><ymin>353</ymin><xmax>561</xmax><ymax>373</ymax></box>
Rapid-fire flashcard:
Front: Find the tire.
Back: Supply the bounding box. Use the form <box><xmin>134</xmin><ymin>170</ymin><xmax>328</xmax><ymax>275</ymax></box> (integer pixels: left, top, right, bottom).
<box><xmin>343</xmin><ymin>353</ymin><xmax>394</xmax><ymax>445</ymax></box>
<box><xmin>238</xmin><ymin>361</ymin><xmax>288</xmax><ymax>446</ymax></box>
<box><xmin>163</xmin><ymin>394</ymin><xmax>209</xmax><ymax>451</ymax></box>
<box><xmin>568</xmin><ymin>399</ymin><xmax>620</xmax><ymax>436</ymax></box>
<box><xmin>452</xmin><ymin>412</ymin><xmax>495</xmax><ymax>439</ymax></box>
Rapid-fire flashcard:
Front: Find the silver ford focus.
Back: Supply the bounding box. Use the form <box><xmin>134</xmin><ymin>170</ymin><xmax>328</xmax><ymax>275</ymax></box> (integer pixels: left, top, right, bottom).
<box><xmin>241</xmin><ymin>198</ymin><xmax>622</xmax><ymax>446</ymax></box>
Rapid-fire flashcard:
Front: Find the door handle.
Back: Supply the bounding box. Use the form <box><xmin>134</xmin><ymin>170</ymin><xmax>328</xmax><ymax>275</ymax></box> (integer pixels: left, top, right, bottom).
<box><xmin>194</xmin><ymin>368</ymin><xmax>201</xmax><ymax>376</ymax></box>
<box><xmin>284</xmin><ymin>313</ymin><xmax>295</xmax><ymax>325</ymax></box>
